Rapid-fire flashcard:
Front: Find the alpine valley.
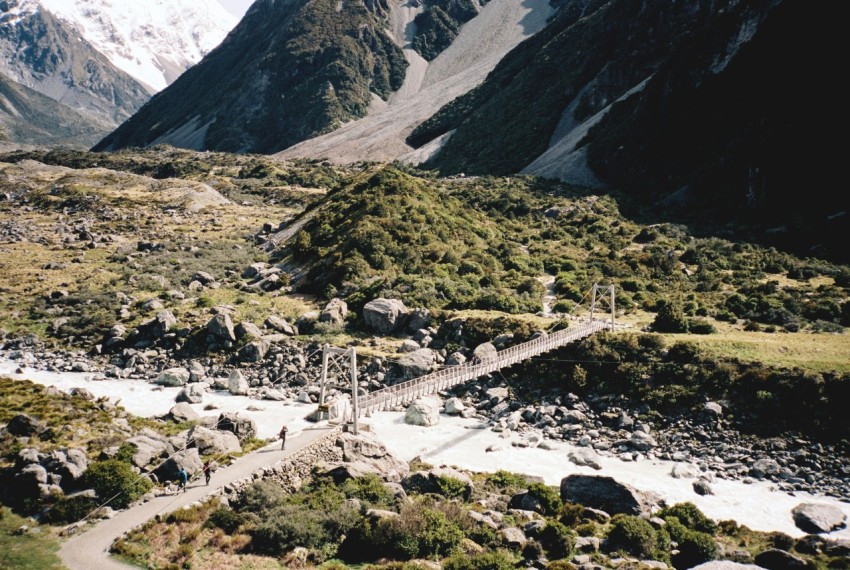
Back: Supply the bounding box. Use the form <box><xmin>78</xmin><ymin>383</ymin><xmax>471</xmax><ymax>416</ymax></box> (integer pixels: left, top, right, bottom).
<box><xmin>0</xmin><ymin>1</ymin><xmax>848</xmax><ymax>570</ymax></box>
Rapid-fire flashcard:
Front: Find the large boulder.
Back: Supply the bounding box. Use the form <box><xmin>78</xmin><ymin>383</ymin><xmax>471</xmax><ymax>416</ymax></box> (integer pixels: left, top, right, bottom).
<box><xmin>753</xmin><ymin>549</ymin><xmax>808</xmax><ymax>569</ymax></box>
<box><xmin>395</xmin><ymin>348</ymin><xmax>436</xmax><ymax>379</ymax></box>
<box><xmin>559</xmin><ymin>475</ymin><xmax>661</xmax><ymax>516</ymax></box>
<box><xmin>235</xmin><ymin>321</ymin><xmax>264</xmax><ymax>340</ymax></box>
<box><xmin>155</xmin><ymin>368</ymin><xmax>190</xmax><ymax>387</ymax></box>
<box><xmin>156</xmin><ymin>449</ymin><xmax>203</xmax><ymax>482</ymax></box>
<box><xmin>176</xmin><ymin>383</ymin><xmax>206</xmax><ymax>404</ymax></box>
<box><xmin>216</xmin><ymin>412</ymin><xmax>257</xmax><ymax>441</ymax></box>
<box><xmin>169</xmin><ymin>403</ymin><xmax>200</xmax><ymax>423</ymax></box>
<box><xmin>363</xmin><ymin>298</ymin><xmax>409</xmax><ymax>334</ymax></box>
<box><xmin>238</xmin><ymin>339</ymin><xmax>270</xmax><ymax>362</ymax></box>
<box><xmin>472</xmin><ymin>342</ymin><xmax>498</xmax><ymax>362</ymax></box>
<box><xmin>405</xmin><ymin>397</ymin><xmax>441</xmax><ymax>426</ymax></box>
<box><xmin>6</xmin><ymin>414</ymin><xmax>46</xmax><ymax>437</ymax></box>
<box><xmin>126</xmin><ymin>434</ymin><xmax>172</xmax><ymax>468</ymax></box>
<box><xmin>568</xmin><ymin>448</ymin><xmax>603</xmax><ymax>470</ymax></box>
<box><xmin>227</xmin><ymin>370</ymin><xmax>249</xmax><ymax>395</ymax></box>
<box><xmin>791</xmin><ymin>503</ymin><xmax>848</xmax><ymax>534</ymax></box>
<box><xmin>207</xmin><ymin>313</ymin><xmax>236</xmax><ymax>342</ymax></box>
<box><xmin>331</xmin><ymin>431</ymin><xmax>410</xmax><ymax>482</ymax></box>
<box><xmin>750</xmin><ymin>458</ymin><xmax>781</xmax><ymax>478</ymax></box>
<box><xmin>188</xmin><ymin>426</ymin><xmax>242</xmax><ymax>455</ymax></box>
<box><xmin>319</xmin><ymin>298</ymin><xmax>348</xmax><ymax>325</ymax></box>
<box><xmin>444</xmin><ymin>397</ymin><xmax>466</xmax><ymax>415</ymax></box>
<box><xmin>265</xmin><ymin>315</ymin><xmax>297</xmax><ymax>336</ymax></box>
<box><xmin>401</xmin><ymin>466</ymin><xmax>473</xmax><ymax>499</ymax></box>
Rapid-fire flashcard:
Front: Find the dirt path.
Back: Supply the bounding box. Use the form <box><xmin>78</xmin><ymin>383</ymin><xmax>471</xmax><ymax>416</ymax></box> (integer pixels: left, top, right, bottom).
<box><xmin>58</xmin><ymin>424</ymin><xmax>339</xmax><ymax>570</ymax></box>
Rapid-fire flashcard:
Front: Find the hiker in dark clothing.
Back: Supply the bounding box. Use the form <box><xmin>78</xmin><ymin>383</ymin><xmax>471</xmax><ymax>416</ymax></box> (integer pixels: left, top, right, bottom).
<box><xmin>177</xmin><ymin>467</ymin><xmax>189</xmax><ymax>493</ymax></box>
<box><xmin>279</xmin><ymin>424</ymin><xmax>288</xmax><ymax>450</ymax></box>
<box><xmin>202</xmin><ymin>460</ymin><xmax>212</xmax><ymax>486</ymax></box>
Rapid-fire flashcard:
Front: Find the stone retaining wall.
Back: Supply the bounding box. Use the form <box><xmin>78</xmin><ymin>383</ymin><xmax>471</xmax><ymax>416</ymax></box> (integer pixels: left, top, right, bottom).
<box><xmin>222</xmin><ymin>427</ymin><xmax>345</xmax><ymax>500</ymax></box>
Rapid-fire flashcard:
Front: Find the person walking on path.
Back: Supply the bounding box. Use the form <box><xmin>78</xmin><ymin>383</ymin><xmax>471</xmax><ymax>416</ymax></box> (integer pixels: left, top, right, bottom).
<box><xmin>279</xmin><ymin>424</ymin><xmax>288</xmax><ymax>450</ymax></box>
<box><xmin>202</xmin><ymin>460</ymin><xmax>212</xmax><ymax>486</ymax></box>
<box><xmin>177</xmin><ymin>467</ymin><xmax>189</xmax><ymax>493</ymax></box>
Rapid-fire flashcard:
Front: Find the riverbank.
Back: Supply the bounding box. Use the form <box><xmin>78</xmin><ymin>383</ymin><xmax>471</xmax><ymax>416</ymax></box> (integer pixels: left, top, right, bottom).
<box><xmin>2</xmin><ymin>349</ymin><xmax>848</xmax><ymax>541</ymax></box>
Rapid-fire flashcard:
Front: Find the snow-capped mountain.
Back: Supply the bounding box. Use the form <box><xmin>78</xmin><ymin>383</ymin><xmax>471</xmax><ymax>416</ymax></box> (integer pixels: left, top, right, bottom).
<box><xmin>37</xmin><ymin>0</ymin><xmax>239</xmax><ymax>92</ymax></box>
<box><xmin>0</xmin><ymin>0</ymin><xmax>151</xmax><ymax>124</ymax></box>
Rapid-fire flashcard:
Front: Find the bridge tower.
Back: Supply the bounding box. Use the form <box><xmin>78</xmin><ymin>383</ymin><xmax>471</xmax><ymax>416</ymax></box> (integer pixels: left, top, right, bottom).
<box><xmin>589</xmin><ymin>283</ymin><xmax>616</xmax><ymax>329</ymax></box>
<box><xmin>318</xmin><ymin>344</ymin><xmax>360</xmax><ymax>434</ymax></box>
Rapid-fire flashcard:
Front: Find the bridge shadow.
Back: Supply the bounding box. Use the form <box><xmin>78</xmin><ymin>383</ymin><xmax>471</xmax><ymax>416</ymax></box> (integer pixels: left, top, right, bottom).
<box><xmin>421</xmin><ymin>420</ymin><xmax>493</xmax><ymax>459</ymax></box>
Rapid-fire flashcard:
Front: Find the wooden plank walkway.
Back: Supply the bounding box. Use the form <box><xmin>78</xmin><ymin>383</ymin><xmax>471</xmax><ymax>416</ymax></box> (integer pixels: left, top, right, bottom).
<box><xmin>358</xmin><ymin>319</ymin><xmax>608</xmax><ymax>416</ymax></box>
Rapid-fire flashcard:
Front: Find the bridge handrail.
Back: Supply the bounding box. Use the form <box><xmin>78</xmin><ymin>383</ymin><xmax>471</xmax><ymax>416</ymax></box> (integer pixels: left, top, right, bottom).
<box><xmin>358</xmin><ymin>319</ymin><xmax>608</xmax><ymax>413</ymax></box>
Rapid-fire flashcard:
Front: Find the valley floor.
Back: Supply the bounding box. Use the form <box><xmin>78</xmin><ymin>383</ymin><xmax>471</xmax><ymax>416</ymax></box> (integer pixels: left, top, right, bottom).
<box><xmin>4</xmin><ymin>354</ymin><xmax>849</xmax><ymax>544</ymax></box>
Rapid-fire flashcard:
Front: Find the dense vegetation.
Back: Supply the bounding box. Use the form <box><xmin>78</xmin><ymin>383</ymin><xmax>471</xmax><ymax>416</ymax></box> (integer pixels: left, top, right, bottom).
<box><xmin>95</xmin><ymin>0</ymin><xmax>407</xmax><ymax>154</ymax></box>
<box><xmin>504</xmin><ymin>332</ymin><xmax>850</xmax><ymax>443</ymax></box>
<box><xmin>411</xmin><ymin>0</ymin><xmax>480</xmax><ymax>60</ymax></box>
<box><xmin>111</xmin><ymin>468</ymin><xmax>846</xmax><ymax>569</ymax></box>
<box><xmin>282</xmin><ymin>164</ymin><xmax>849</xmax><ymax>334</ymax></box>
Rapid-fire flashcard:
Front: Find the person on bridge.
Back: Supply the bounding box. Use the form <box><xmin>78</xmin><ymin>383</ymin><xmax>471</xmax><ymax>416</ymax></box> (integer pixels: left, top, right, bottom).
<box><xmin>279</xmin><ymin>424</ymin><xmax>288</xmax><ymax>450</ymax></box>
<box><xmin>177</xmin><ymin>467</ymin><xmax>189</xmax><ymax>493</ymax></box>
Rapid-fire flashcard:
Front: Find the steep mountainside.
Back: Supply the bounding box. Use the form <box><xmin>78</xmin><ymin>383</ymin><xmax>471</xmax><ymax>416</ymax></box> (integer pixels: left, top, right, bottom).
<box><xmin>275</xmin><ymin>0</ymin><xmax>551</xmax><ymax>163</ymax></box>
<box><xmin>38</xmin><ymin>0</ymin><xmax>238</xmax><ymax>92</ymax></box>
<box><xmin>409</xmin><ymin>0</ymin><xmax>847</xmax><ymax>262</ymax></box>
<box><xmin>0</xmin><ymin>0</ymin><xmax>150</xmax><ymax>124</ymax></box>
<box><xmin>0</xmin><ymin>71</ymin><xmax>113</xmax><ymax>147</ymax></box>
<box><xmin>94</xmin><ymin>0</ymin><xmax>408</xmax><ymax>154</ymax></box>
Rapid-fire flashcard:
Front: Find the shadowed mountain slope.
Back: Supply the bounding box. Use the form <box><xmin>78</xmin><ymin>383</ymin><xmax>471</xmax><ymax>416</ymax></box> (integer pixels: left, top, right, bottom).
<box><xmin>0</xmin><ymin>71</ymin><xmax>113</xmax><ymax>147</ymax></box>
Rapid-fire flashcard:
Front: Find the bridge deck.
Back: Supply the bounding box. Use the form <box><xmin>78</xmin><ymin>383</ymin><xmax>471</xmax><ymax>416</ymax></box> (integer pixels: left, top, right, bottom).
<box><xmin>358</xmin><ymin>319</ymin><xmax>608</xmax><ymax>417</ymax></box>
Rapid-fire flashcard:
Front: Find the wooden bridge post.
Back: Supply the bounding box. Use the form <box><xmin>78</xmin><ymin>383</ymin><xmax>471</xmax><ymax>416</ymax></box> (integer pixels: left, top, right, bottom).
<box><xmin>350</xmin><ymin>348</ymin><xmax>359</xmax><ymax>435</ymax></box>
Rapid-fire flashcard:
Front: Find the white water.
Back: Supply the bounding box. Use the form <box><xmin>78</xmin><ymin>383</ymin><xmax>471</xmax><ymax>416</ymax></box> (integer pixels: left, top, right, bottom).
<box><xmin>2</xmin><ymin>358</ymin><xmax>848</xmax><ymax>540</ymax></box>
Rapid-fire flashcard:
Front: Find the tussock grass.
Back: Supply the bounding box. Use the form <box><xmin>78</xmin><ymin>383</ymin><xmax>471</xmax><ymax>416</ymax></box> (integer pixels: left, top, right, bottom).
<box><xmin>0</xmin><ymin>507</ymin><xmax>63</xmax><ymax>570</ymax></box>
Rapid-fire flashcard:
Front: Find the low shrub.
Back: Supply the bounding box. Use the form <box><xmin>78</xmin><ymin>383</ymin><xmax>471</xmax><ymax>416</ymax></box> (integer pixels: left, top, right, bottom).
<box><xmin>42</xmin><ymin>494</ymin><xmax>98</xmax><ymax>524</ymax></box>
<box><xmin>605</xmin><ymin>514</ymin><xmax>669</xmax><ymax>562</ymax></box>
<box><xmin>540</xmin><ymin>520</ymin><xmax>574</xmax><ymax>560</ymax></box>
<box><xmin>205</xmin><ymin>507</ymin><xmax>244</xmax><ymax>534</ymax></box>
<box><xmin>82</xmin><ymin>460</ymin><xmax>152</xmax><ymax>510</ymax></box>
<box><xmin>527</xmin><ymin>482</ymin><xmax>562</xmax><ymax>517</ymax></box>
<box><xmin>443</xmin><ymin>548</ymin><xmax>518</xmax><ymax>570</ymax></box>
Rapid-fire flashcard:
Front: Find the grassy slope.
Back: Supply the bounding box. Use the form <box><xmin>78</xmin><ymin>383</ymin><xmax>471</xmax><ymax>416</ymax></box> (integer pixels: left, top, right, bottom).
<box><xmin>0</xmin><ymin>151</ymin><xmax>846</xmax><ymax>376</ymax></box>
<box><xmin>0</xmin><ymin>149</ymin><xmax>337</xmax><ymax>345</ymax></box>
<box><xmin>0</xmin><ymin>508</ymin><xmax>64</xmax><ymax>570</ymax></box>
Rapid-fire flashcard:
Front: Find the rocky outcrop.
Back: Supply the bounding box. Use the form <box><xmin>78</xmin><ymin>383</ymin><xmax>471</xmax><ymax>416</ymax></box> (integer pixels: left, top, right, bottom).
<box><xmin>559</xmin><ymin>475</ymin><xmax>661</xmax><ymax>516</ymax></box>
<box><xmin>363</xmin><ymin>298</ymin><xmax>409</xmax><ymax>334</ymax></box>
<box><xmin>792</xmin><ymin>503</ymin><xmax>847</xmax><ymax>534</ymax></box>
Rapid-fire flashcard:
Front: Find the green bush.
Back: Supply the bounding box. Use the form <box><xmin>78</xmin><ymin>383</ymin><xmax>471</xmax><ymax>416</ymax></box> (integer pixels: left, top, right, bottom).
<box><xmin>659</xmin><ymin>502</ymin><xmax>717</xmax><ymax>534</ymax></box>
<box><xmin>486</xmin><ymin>470</ymin><xmax>529</xmax><ymax>491</ymax></box>
<box><xmin>435</xmin><ymin>475</ymin><xmax>471</xmax><ymax>500</ymax></box>
<box><xmin>378</xmin><ymin>505</ymin><xmax>464</xmax><ymax>560</ymax></box>
<box><xmin>82</xmin><ymin>460</ymin><xmax>152</xmax><ymax>510</ymax></box>
<box><xmin>605</xmin><ymin>514</ymin><xmax>669</xmax><ymax>562</ymax></box>
<box><xmin>664</xmin><ymin>519</ymin><xmax>718</xmax><ymax>568</ymax></box>
<box><xmin>443</xmin><ymin>548</ymin><xmax>519</xmax><ymax>570</ymax></box>
<box><xmin>42</xmin><ymin>494</ymin><xmax>98</xmax><ymax>524</ymax></box>
<box><xmin>341</xmin><ymin>474</ymin><xmax>397</xmax><ymax>508</ymax></box>
<box><xmin>205</xmin><ymin>507</ymin><xmax>244</xmax><ymax>534</ymax></box>
<box><xmin>233</xmin><ymin>480</ymin><xmax>286</xmax><ymax>517</ymax></box>
<box><xmin>527</xmin><ymin>482</ymin><xmax>562</xmax><ymax>517</ymax></box>
<box><xmin>540</xmin><ymin>520</ymin><xmax>574</xmax><ymax>560</ymax></box>
<box><xmin>252</xmin><ymin>503</ymin><xmax>360</xmax><ymax>559</ymax></box>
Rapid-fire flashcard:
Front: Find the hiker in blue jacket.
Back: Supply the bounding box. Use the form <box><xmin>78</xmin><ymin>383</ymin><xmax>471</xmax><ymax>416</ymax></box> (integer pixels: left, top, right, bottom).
<box><xmin>177</xmin><ymin>467</ymin><xmax>189</xmax><ymax>493</ymax></box>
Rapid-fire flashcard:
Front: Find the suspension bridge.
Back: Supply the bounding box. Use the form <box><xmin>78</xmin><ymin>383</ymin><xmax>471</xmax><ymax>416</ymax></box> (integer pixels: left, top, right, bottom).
<box><xmin>317</xmin><ymin>284</ymin><xmax>616</xmax><ymax>432</ymax></box>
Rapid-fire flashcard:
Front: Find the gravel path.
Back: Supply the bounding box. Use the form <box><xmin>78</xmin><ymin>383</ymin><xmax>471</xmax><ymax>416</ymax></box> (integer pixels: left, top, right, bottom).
<box><xmin>58</xmin><ymin>424</ymin><xmax>338</xmax><ymax>570</ymax></box>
